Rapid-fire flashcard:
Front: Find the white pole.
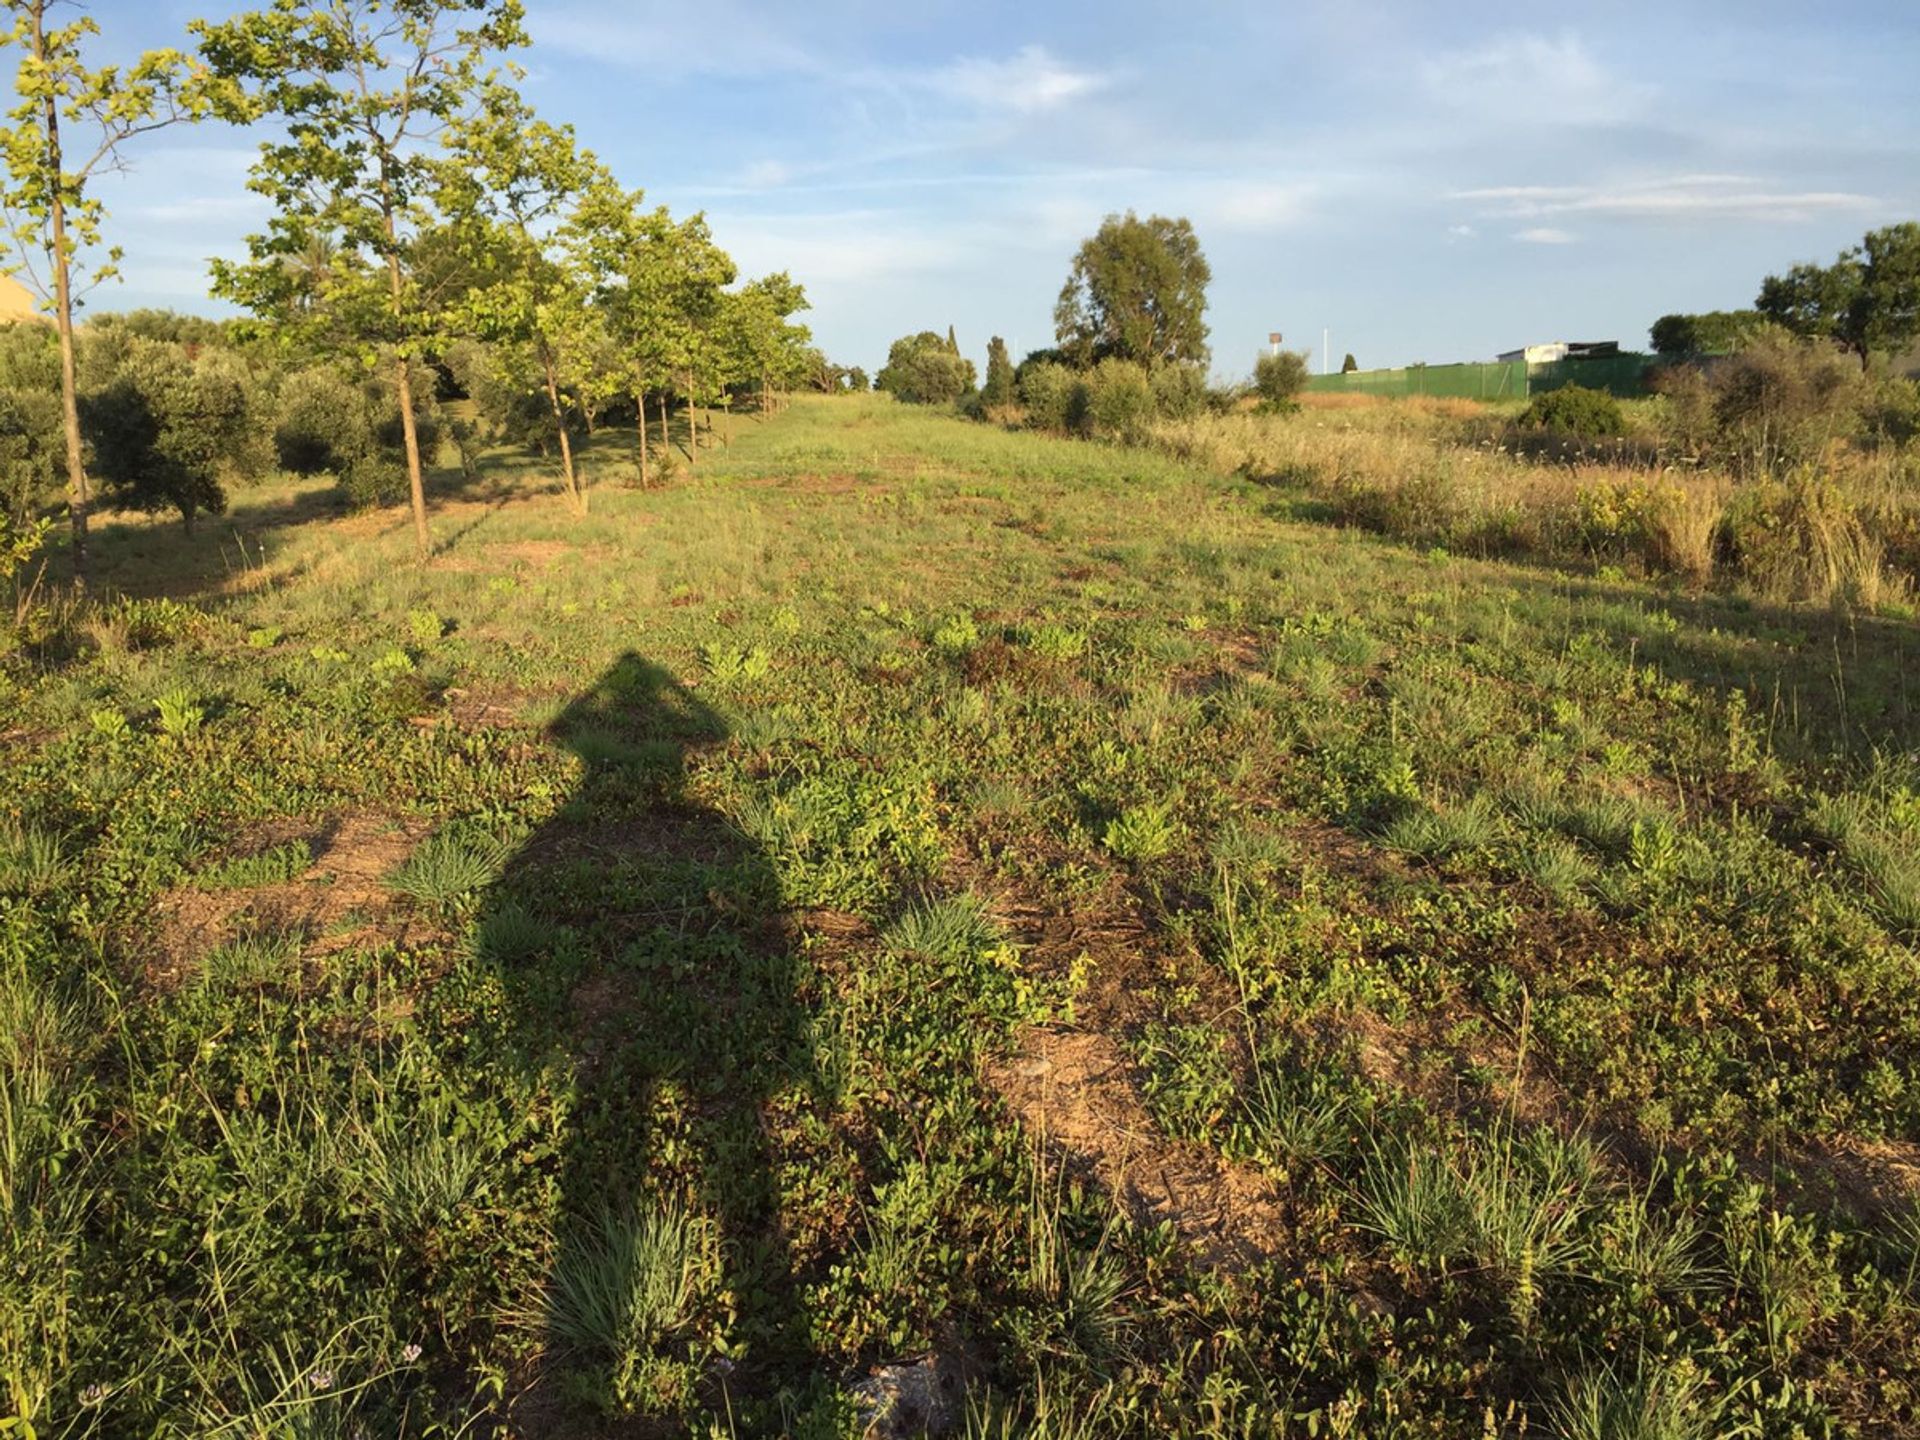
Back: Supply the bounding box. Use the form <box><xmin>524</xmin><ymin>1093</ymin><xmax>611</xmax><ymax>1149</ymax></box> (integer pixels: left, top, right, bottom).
<box><xmin>1323</xmin><ymin>328</ymin><xmax>1329</xmax><ymax>375</ymax></box>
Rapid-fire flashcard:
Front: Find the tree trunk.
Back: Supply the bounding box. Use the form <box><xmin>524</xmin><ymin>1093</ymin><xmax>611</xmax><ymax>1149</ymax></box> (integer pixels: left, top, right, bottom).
<box><xmin>684</xmin><ymin>371</ymin><xmax>697</xmax><ymax>471</ymax></box>
<box><xmin>633</xmin><ymin>372</ymin><xmax>650</xmax><ymax>488</ymax></box>
<box><xmin>37</xmin><ymin>5</ymin><xmax>89</xmax><ymax>590</ymax></box>
<box><xmin>382</xmin><ymin>247</ymin><xmax>430</xmax><ymax>558</ymax></box>
<box><xmin>656</xmin><ymin>391</ymin><xmax>670</xmax><ymax>473</ymax></box>
<box><xmin>539</xmin><ymin>347</ymin><xmax>583</xmax><ymax>513</ymax></box>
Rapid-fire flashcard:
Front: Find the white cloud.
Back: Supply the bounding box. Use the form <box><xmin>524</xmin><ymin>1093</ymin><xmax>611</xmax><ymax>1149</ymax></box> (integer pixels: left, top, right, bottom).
<box><xmin>1423</xmin><ymin>32</ymin><xmax>1651</xmax><ymax>123</ymax></box>
<box><xmin>1447</xmin><ymin>224</ymin><xmax>1477</xmax><ymax>239</ymax></box>
<box><xmin>736</xmin><ymin>160</ymin><xmax>793</xmax><ymax>190</ymax></box>
<box><xmin>1514</xmin><ymin>227</ymin><xmax>1576</xmax><ymax>244</ymax></box>
<box><xmin>1459</xmin><ymin>174</ymin><xmax>1879</xmax><ymax>222</ymax></box>
<box><xmin>925</xmin><ymin>45</ymin><xmax>1110</xmax><ymax>115</ymax></box>
<box><xmin>530</xmin><ymin>4</ymin><xmax>820</xmax><ymax>78</ymax></box>
<box><xmin>1203</xmin><ymin>180</ymin><xmax>1313</xmax><ymax>232</ymax></box>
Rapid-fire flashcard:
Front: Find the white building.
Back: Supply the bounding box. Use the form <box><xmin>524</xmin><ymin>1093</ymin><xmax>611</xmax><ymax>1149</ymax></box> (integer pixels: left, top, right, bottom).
<box><xmin>1496</xmin><ymin>342</ymin><xmax>1571</xmax><ymax>365</ymax></box>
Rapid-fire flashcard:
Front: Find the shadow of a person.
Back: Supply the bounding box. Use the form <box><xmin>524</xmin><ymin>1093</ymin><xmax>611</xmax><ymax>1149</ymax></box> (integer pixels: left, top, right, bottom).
<box><xmin>487</xmin><ymin>652</ymin><xmax>819</xmax><ymax>1429</ymax></box>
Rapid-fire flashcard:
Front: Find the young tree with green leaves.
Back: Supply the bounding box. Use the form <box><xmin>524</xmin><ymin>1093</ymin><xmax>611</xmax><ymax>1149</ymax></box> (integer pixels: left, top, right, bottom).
<box><xmin>194</xmin><ymin>0</ymin><xmax>528</xmax><ymax>557</ymax></box>
<box><xmin>0</xmin><ymin>1</ymin><xmax>207</xmax><ymax>584</ymax></box>
<box><xmin>570</xmin><ymin>181</ymin><xmax>677</xmax><ymax>486</ymax></box>
<box><xmin>659</xmin><ymin>214</ymin><xmax>735</xmax><ymax>472</ymax></box>
<box><xmin>723</xmin><ymin>271</ymin><xmax>810</xmax><ymax>415</ymax></box>
<box><xmin>440</xmin><ymin>83</ymin><xmax>609</xmax><ymax>512</ymax></box>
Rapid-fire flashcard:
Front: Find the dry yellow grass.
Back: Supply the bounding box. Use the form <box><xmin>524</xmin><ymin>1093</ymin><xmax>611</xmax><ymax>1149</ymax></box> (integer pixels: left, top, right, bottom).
<box><xmin>1149</xmin><ymin>402</ymin><xmax>1917</xmax><ymax>607</ymax></box>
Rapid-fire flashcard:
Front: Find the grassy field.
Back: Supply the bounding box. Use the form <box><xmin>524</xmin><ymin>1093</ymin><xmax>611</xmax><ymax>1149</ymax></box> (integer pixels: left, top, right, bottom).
<box><xmin>6</xmin><ymin>393</ymin><xmax>1920</xmax><ymax>1437</ymax></box>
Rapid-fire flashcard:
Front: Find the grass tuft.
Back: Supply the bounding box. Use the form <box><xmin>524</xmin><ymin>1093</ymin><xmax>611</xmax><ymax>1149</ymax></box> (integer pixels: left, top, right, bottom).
<box><xmin>388</xmin><ymin>827</ymin><xmax>512</xmax><ymax>906</ymax></box>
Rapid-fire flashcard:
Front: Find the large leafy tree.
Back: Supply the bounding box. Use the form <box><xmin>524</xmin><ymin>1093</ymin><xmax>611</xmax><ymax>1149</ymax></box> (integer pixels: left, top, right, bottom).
<box><xmin>440</xmin><ymin>83</ymin><xmax>608</xmax><ymax>512</ymax></box>
<box><xmin>1757</xmin><ymin>223</ymin><xmax>1920</xmax><ymax>367</ymax></box>
<box><xmin>194</xmin><ymin>0</ymin><xmax>529</xmax><ymax>557</ymax></box>
<box><xmin>1054</xmin><ymin>211</ymin><xmax>1211</xmax><ymax>369</ymax></box>
<box><xmin>0</xmin><ymin>1</ymin><xmax>206</xmax><ymax>584</ymax></box>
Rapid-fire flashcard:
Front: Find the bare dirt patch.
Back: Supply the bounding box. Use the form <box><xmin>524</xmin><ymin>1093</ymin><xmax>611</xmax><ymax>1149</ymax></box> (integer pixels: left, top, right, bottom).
<box><xmin>986</xmin><ymin>1028</ymin><xmax>1285</xmax><ymax>1267</ymax></box>
<box><xmin>151</xmin><ymin>812</ymin><xmax>436</xmax><ymax>983</ymax></box>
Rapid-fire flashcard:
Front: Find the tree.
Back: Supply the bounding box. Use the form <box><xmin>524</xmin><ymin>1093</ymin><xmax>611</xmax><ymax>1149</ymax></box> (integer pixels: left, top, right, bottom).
<box><xmin>1649</xmin><ymin>310</ymin><xmax>1763</xmax><ymax>357</ymax></box>
<box><xmin>981</xmin><ymin>336</ymin><xmax>1014</xmax><ymax>409</ymax></box>
<box><xmin>440</xmin><ymin>83</ymin><xmax>608</xmax><ymax>511</ymax></box>
<box><xmin>83</xmin><ymin>335</ymin><xmax>266</xmax><ymax>534</ymax></box>
<box><xmin>1757</xmin><ymin>223</ymin><xmax>1920</xmax><ymax>367</ymax></box>
<box><xmin>720</xmin><ymin>271</ymin><xmax>810</xmax><ymax>415</ymax></box>
<box><xmin>1341</xmin><ymin>352</ymin><xmax>1358</xmax><ymax>373</ymax></box>
<box><xmin>1054</xmin><ymin>211</ymin><xmax>1210</xmax><ymax>369</ymax></box>
<box><xmin>195</xmin><ymin>0</ymin><xmax>529</xmax><ymax>556</ymax></box>
<box><xmin>875</xmin><ymin>331</ymin><xmax>975</xmax><ymax>405</ymax></box>
<box><xmin>1253</xmin><ymin>350</ymin><xmax>1309</xmax><ymax>409</ymax></box>
<box><xmin>0</xmin><ymin>2</ymin><xmax>206</xmax><ymax>585</ymax></box>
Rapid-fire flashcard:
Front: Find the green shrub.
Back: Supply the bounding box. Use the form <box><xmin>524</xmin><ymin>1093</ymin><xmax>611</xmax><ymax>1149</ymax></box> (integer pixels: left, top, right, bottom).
<box><xmin>1520</xmin><ymin>384</ymin><xmax>1625</xmax><ymax>438</ymax></box>
<box><xmin>874</xmin><ymin>331</ymin><xmax>976</xmax><ymax>406</ymax></box>
<box><xmin>1082</xmin><ymin>358</ymin><xmax>1154</xmax><ymax>441</ymax></box>
<box><xmin>276</xmin><ymin>365</ymin><xmax>440</xmax><ymax>508</ymax></box>
<box><xmin>1253</xmin><ymin>350</ymin><xmax>1310</xmax><ymax>410</ymax></box>
<box><xmin>1148</xmin><ymin>362</ymin><xmax>1207</xmax><ymax>420</ymax></box>
<box><xmin>1018</xmin><ymin>361</ymin><xmax>1082</xmax><ymax>432</ymax></box>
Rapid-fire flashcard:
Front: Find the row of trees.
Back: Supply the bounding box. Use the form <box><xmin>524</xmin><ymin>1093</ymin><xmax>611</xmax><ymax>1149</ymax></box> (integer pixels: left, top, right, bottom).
<box><xmin>0</xmin><ymin>0</ymin><xmax>826</xmax><ymax>581</ymax></box>
<box><xmin>1652</xmin><ymin>223</ymin><xmax>1920</xmax><ymax>365</ymax></box>
<box><xmin>875</xmin><ymin>210</ymin><xmax>1317</xmax><ymax>437</ymax></box>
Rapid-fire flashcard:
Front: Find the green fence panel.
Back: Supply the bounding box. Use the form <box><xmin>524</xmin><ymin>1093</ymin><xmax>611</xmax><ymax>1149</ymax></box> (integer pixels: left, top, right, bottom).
<box><xmin>1305</xmin><ymin>361</ymin><xmax>1527</xmax><ymax>399</ymax></box>
<box><xmin>1527</xmin><ymin>354</ymin><xmax>1655</xmax><ymax>398</ymax></box>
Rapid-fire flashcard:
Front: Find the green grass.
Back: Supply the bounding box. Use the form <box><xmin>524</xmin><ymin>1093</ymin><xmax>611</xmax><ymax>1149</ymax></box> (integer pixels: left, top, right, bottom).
<box><xmin>4</xmin><ymin>394</ymin><xmax>1920</xmax><ymax>1435</ymax></box>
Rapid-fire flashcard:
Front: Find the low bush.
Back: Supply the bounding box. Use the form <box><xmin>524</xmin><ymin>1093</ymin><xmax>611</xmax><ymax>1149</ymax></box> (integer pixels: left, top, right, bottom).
<box><xmin>1082</xmin><ymin>358</ymin><xmax>1154</xmax><ymax>441</ymax></box>
<box><xmin>1253</xmin><ymin>350</ymin><xmax>1310</xmax><ymax>411</ymax></box>
<box><xmin>1017</xmin><ymin>361</ymin><xmax>1082</xmax><ymax>433</ymax></box>
<box><xmin>1520</xmin><ymin>384</ymin><xmax>1625</xmax><ymax>438</ymax></box>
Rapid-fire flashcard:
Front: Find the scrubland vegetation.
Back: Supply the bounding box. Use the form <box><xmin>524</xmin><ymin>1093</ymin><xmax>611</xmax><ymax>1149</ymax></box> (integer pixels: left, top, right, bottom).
<box><xmin>3</xmin><ymin>4</ymin><xmax>1920</xmax><ymax>1438</ymax></box>
<box><xmin>7</xmin><ymin>392</ymin><xmax>1920</xmax><ymax>1437</ymax></box>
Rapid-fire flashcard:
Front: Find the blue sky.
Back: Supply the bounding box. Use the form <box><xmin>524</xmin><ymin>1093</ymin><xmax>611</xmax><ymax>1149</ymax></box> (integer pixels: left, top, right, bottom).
<box><xmin>78</xmin><ymin>1</ymin><xmax>1920</xmax><ymax>377</ymax></box>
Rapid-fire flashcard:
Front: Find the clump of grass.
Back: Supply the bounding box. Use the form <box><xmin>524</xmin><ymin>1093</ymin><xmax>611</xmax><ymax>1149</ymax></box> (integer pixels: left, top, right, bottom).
<box><xmin>388</xmin><ymin>827</ymin><xmax>511</xmax><ymax>906</ymax></box>
<box><xmin>1382</xmin><ymin>795</ymin><xmax>1500</xmax><ymax>860</ymax></box>
<box><xmin>1846</xmin><ymin>832</ymin><xmax>1920</xmax><ymax>937</ymax></box>
<box><xmin>1354</xmin><ymin>1123</ymin><xmax>1598</xmax><ymax>1331</ymax></box>
<box><xmin>466</xmin><ymin>902</ymin><xmax>559</xmax><ymax>966</ymax></box>
<box><xmin>1026</xmin><ymin>1169</ymin><xmax>1129</xmax><ymax>1365</ymax></box>
<box><xmin>200</xmin><ymin>930</ymin><xmax>303</xmax><ymax>990</ymax></box>
<box><xmin>528</xmin><ymin>1203</ymin><xmax>705</xmax><ymax>1405</ymax></box>
<box><xmin>0</xmin><ymin>822</ymin><xmax>71</xmax><ymax>897</ymax></box>
<box><xmin>883</xmin><ymin>894</ymin><xmax>1001</xmax><ymax>964</ymax></box>
<box><xmin>341</xmin><ymin>1090</ymin><xmax>490</xmax><ymax>1241</ymax></box>
<box><xmin>1548</xmin><ymin>1353</ymin><xmax>1720</xmax><ymax>1440</ymax></box>
<box><xmin>1522</xmin><ymin>835</ymin><xmax>1599</xmax><ymax>902</ymax></box>
<box><xmin>1237</xmin><ymin>1057</ymin><xmax>1355</xmax><ymax>1179</ymax></box>
<box><xmin>192</xmin><ymin>838</ymin><xmax>313</xmax><ymax>892</ymax></box>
